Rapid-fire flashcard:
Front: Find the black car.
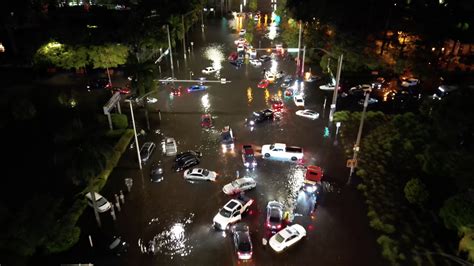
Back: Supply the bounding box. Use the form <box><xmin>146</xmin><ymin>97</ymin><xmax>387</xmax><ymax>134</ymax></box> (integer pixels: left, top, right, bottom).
<box><xmin>86</xmin><ymin>78</ymin><xmax>111</xmax><ymax>91</ymax></box>
<box><xmin>232</xmin><ymin>223</ymin><xmax>253</xmax><ymax>260</ymax></box>
<box><xmin>175</xmin><ymin>150</ymin><xmax>202</xmax><ymax>162</ymax></box>
<box><xmin>150</xmin><ymin>161</ymin><xmax>164</xmax><ymax>182</ymax></box>
<box><xmin>174</xmin><ymin>155</ymin><xmax>200</xmax><ymax>172</ymax></box>
<box><xmin>245</xmin><ymin>109</ymin><xmax>274</xmax><ymax>126</ymax></box>
<box><xmin>266</xmin><ymin>201</ymin><xmax>284</xmax><ymax>231</ymax></box>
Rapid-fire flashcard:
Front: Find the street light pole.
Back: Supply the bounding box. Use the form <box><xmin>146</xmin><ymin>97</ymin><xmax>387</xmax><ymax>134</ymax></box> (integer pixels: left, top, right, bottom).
<box><xmin>329</xmin><ymin>54</ymin><xmax>343</xmax><ymax>122</ymax></box>
<box><xmin>126</xmin><ymin>100</ymin><xmax>142</xmax><ymax>170</ymax></box>
<box><xmin>182</xmin><ymin>15</ymin><xmax>186</xmax><ymax>59</ymax></box>
<box><xmin>347</xmin><ymin>89</ymin><xmax>371</xmax><ymax>185</ymax></box>
<box><xmin>296</xmin><ymin>21</ymin><xmax>302</xmax><ymax>75</ymax></box>
<box><xmin>301</xmin><ymin>45</ymin><xmax>306</xmax><ymax>77</ymax></box>
<box><xmin>166</xmin><ymin>24</ymin><xmax>175</xmax><ymax>79</ymax></box>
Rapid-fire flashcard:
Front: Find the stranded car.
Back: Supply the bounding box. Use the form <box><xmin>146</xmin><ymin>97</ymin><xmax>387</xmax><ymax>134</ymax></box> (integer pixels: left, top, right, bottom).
<box><xmin>174</xmin><ymin>155</ymin><xmax>200</xmax><ymax>172</ymax></box>
<box><xmin>202</xmin><ymin>66</ymin><xmax>218</xmax><ymax>74</ymax></box>
<box><xmin>175</xmin><ymin>150</ymin><xmax>202</xmax><ymax>162</ymax></box>
<box><xmin>266</xmin><ymin>201</ymin><xmax>284</xmax><ymax>231</ymax></box>
<box><xmin>183</xmin><ymin>168</ymin><xmax>217</xmax><ymax>181</ymax></box>
<box><xmin>161</xmin><ymin>137</ymin><xmax>177</xmax><ymax>156</ymax></box>
<box><xmin>85</xmin><ymin>192</ymin><xmax>112</xmax><ymax>213</ymax></box>
<box><xmin>295</xmin><ymin>109</ymin><xmax>319</xmax><ymax>120</ymax></box>
<box><xmin>222</xmin><ymin>177</ymin><xmax>257</xmax><ymax>195</ymax></box>
<box><xmin>232</xmin><ymin>223</ymin><xmax>253</xmax><ymax>260</ymax></box>
<box><xmin>150</xmin><ymin>161</ymin><xmax>164</xmax><ymax>183</ymax></box>
<box><xmin>245</xmin><ymin>109</ymin><xmax>274</xmax><ymax>126</ymax></box>
<box><xmin>170</xmin><ymin>86</ymin><xmax>182</xmax><ymax>96</ymax></box>
<box><xmin>187</xmin><ymin>84</ymin><xmax>207</xmax><ymax>92</ymax></box>
<box><xmin>269</xmin><ymin>224</ymin><xmax>306</xmax><ymax>252</ymax></box>
<box><xmin>213</xmin><ymin>194</ymin><xmax>254</xmax><ymax>230</ymax></box>
<box><xmin>241</xmin><ymin>145</ymin><xmax>257</xmax><ymax>168</ymax></box>
<box><xmin>293</xmin><ymin>94</ymin><xmax>305</xmax><ymax>107</ymax></box>
<box><xmin>257</xmin><ymin>79</ymin><xmax>270</xmax><ymax>89</ymax></box>
<box><xmin>140</xmin><ymin>142</ymin><xmax>156</xmax><ymax>163</ymax></box>
<box><xmin>201</xmin><ymin>114</ymin><xmax>213</xmax><ymax>128</ymax></box>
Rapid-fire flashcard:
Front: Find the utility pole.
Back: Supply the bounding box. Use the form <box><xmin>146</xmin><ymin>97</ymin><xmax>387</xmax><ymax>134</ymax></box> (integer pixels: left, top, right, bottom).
<box><xmin>301</xmin><ymin>46</ymin><xmax>306</xmax><ymax>77</ymax></box>
<box><xmin>166</xmin><ymin>24</ymin><xmax>175</xmax><ymax>79</ymax></box>
<box><xmin>329</xmin><ymin>54</ymin><xmax>343</xmax><ymax>122</ymax></box>
<box><xmin>182</xmin><ymin>15</ymin><xmax>186</xmax><ymax>59</ymax></box>
<box><xmin>347</xmin><ymin>90</ymin><xmax>371</xmax><ymax>185</ymax></box>
<box><xmin>126</xmin><ymin>100</ymin><xmax>142</xmax><ymax>169</ymax></box>
<box><xmin>296</xmin><ymin>21</ymin><xmax>302</xmax><ymax>75</ymax></box>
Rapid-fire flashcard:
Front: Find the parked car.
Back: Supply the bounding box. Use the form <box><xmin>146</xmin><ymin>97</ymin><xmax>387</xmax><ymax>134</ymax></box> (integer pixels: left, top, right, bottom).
<box><xmin>85</xmin><ymin>192</ymin><xmax>111</xmax><ymax>213</ymax></box>
<box><xmin>269</xmin><ymin>224</ymin><xmax>306</xmax><ymax>252</ymax></box>
<box><xmin>232</xmin><ymin>223</ymin><xmax>253</xmax><ymax>260</ymax></box>
<box><xmin>202</xmin><ymin>66</ymin><xmax>217</xmax><ymax>74</ymax></box>
<box><xmin>175</xmin><ymin>150</ymin><xmax>202</xmax><ymax>162</ymax></box>
<box><xmin>258</xmin><ymin>79</ymin><xmax>270</xmax><ymax>89</ymax></box>
<box><xmin>201</xmin><ymin>114</ymin><xmax>213</xmax><ymax>128</ymax></box>
<box><xmin>161</xmin><ymin>137</ymin><xmax>177</xmax><ymax>156</ymax></box>
<box><xmin>250</xmin><ymin>59</ymin><xmax>262</xmax><ymax>66</ymax></box>
<box><xmin>140</xmin><ymin>142</ymin><xmax>156</xmax><ymax>163</ymax></box>
<box><xmin>245</xmin><ymin>109</ymin><xmax>274</xmax><ymax>126</ymax></box>
<box><xmin>86</xmin><ymin>78</ymin><xmax>111</xmax><ymax>91</ymax></box>
<box><xmin>223</xmin><ymin>177</ymin><xmax>257</xmax><ymax>195</ymax></box>
<box><xmin>260</xmin><ymin>54</ymin><xmax>271</xmax><ymax>62</ymax></box>
<box><xmin>266</xmin><ymin>201</ymin><xmax>284</xmax><ymax>231</ymax></box>
<box><xmin>293</xmin><ymin>94</ymin><xmax>305</xmax><ymax>107</ymax></box>
<box><xmin>241</xmin><ymin>145</ymin><xmax>257</xmax><ymax>168</ymax></box>
<box><xmin>108</xmin><ymin>236</ymin><xmax>129</xmax><ymax>256</ymax></box>
<box><xmin>150</xmin><ymin>161</ymin><xmax>164</xmax><ymax>183</ymax></box>
<box><xmin>183</xmin><ymin>168</ymin><xmax>217</xmax><ymax>181</ymax></box>
<box><xmin>174</xmin><ymin>154</ymin><xmax>200</xmax><ymax>172</ymax></box>
<box><xmin>187</xmin><ymin>84</ymin><xmax>207</xmax><ymax>92</ymax></box>
<box><xmin>295</xmin><ymin>109</ymin><xmax>319</xmax><ymax>120</ymax></box>
<box><xmin>111</xmin><ymin>86</ymin><xmax>131</xmax><ymax>95</ymax></box>
<box><xmin>170</xmin><ymin>86</ymin><xmax>182</xmax><ymax>96</ymax></box>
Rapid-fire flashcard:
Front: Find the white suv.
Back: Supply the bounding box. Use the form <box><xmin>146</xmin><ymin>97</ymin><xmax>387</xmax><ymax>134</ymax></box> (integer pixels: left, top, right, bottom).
<box><xmin>85</xmin><ymin>192</ymin><xmax>111</xmax><ymax>213</ymax></box>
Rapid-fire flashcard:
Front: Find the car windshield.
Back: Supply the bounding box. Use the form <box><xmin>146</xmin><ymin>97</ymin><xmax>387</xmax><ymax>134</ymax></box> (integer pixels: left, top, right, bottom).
<box><xmin>202</xmin><ymin>169</ymin><xmax>209</xmax><ymax>176</ymax></box>
<box><xmin>231</xmin><ymin>181</ymin><xmax>240</xmax><ymax>187</ymax></box>
<box><xmin>97</xmin><ymin>197</ymin><xmax>108</xmax><ymax>207</ymax></box>
<box><xmin>219</xmin><ymin>209</ymin><xmax>232</xmax><ymax>218</ymax></box>
<box><xmin>270</xmin><ymin>215</ymin><xmax>281</xmax><ymax>223</ymax></box>
<box><xmin>238</xmin><ymin>242</ymin><xmax>252</xmax><ymax>252</ymax></box>
<box><xmin>275</xmin><ymin>233</ymin><xmax>285</xmax><ymax>243</ymax></box>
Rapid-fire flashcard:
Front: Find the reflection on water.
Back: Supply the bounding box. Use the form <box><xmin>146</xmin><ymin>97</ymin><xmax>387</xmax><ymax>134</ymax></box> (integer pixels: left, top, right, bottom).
<box><xmin>139</xmin><ymin>213</ymin><xmax>195</xmax><ymax>258</ymax></box>
<box><xmin>201</xmin><ymin>93</ymin><xmax>211</xmax><ymax>113</ymax></box>
<box><xmin>264</xmin><ymin>89</ymin><xmax>270</xmax><ymax>105</ymax></box>
<box><xmin>247</xmin><ymin>87</ymin><xmax>253</xmax><ymax>105</ymax></box>
<box><xmin>279</xmin><ymin>164</ymin><xmax>306</xmax><ymax>211</ymax></box>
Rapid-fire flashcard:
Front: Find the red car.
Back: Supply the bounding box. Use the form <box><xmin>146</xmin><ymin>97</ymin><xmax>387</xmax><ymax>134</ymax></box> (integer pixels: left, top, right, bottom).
<box><xmin>201</xmin><ymin>114</ymin><xmax>213</xmax><ymax>128</ymax></box>
<box><xmin>257</xmin><ymin>79</ymin><xmax>270</xmax><ymax>89</ymax></box>
<box><xmin>306</xmin><ymin>165</ymin><xmax>323</xmax><ymax>183</ymax></box>
<box><xmin>111</xmin><ymin>86</ymin><xmax>131</xmax><ymax>95</ymax></box>
<box><xmin>228</xmin><ymin>52</ymin><xmax>238</xmax><ymax>61</ymax></box>
<box><xmin>170</xmin><ymin>86</ymin><xmax>182</xmax><ymax>96</ymax></box>
<box><xmin>272</xmin><ymin>101</ymin><xmax>284</xmax><ymax>112</ymax></box>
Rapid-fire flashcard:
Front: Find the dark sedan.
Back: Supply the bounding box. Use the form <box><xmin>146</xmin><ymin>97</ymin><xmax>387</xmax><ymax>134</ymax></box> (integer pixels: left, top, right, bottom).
<box><xmin>245</xmin><ymin>109</ymin><xmax>274</xmax><ymax>126</ymax></box>
<box><xmin>173</xmin><ymin>154</ymin><xmax>201</xmax><ymax>172</ymax></box>
<box><xmin>232</xmin><ymin>223</ymin><xmax>253</xmax><ymax>260</ymax></box>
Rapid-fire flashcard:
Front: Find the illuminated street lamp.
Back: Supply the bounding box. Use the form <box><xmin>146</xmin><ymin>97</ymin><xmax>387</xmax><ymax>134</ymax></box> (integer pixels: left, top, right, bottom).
<box><xmin>0</xmin><ymin>42</ymin><xmax>5</xmax><ymax>53</ymax></box>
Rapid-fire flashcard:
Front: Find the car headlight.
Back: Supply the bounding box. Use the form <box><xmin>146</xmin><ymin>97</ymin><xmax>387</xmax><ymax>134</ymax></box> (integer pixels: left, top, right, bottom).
<box><xmin>244</xmin><ymin>162</ymin><xmax>250</xmax><ymax>167</ymax></box>
<box><xmin>252</xmin><ymin>162</ymin><xmax>257</xmax><ymax>166</ymax></box>
<box><xmin>249</xmin><ymin>121</ymin><xmax>255</xmax><ymax>125</ymax></box>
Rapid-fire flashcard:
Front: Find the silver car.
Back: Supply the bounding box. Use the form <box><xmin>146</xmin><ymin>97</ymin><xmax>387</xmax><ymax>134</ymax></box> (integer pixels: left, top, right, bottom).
<box><xmin>140</xmin><ymin>142</ymin><xmax>156</xmax><ymax>163</ymax></box>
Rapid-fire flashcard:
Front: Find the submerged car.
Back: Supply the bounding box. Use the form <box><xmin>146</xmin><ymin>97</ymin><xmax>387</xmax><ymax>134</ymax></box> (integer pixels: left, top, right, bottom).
<box><xmin>161</xmin><ymin>137</ymin><xmax>177</xmax><ymax>156</ymax></box>
<box><xmin>174</xmin><ymin>154</ymin><xmax>200</xmax><ymax>172</ymax></box>
<box><xmin>85</xmin><ymin>192</ymin><xmax>112</xmax><ymax>213</ymax></box>
<box><xmin>295</xmin><ymin>109</ymin><xmax>319</xmax><ymax>120</ymax></box>
<box><xmin>202</xmin><ymin>66</ymin><xmax>218</xmax><ymax>74</ymax></box>
<box><xmin>241</xmin><ymin>145</ymin><xmax>257</xmax><ymax>168</ymax></box>
<box><xmin>183</xmin><ymin>168</ymin><xmax>217</xmax><ymax>181</ymax></box>
<box><xmin>201</xmin><ymin>114</ymin><xmax>213</xmax><ymax>128</ymax></box>
<box><xmin>257</xmin><ymin>79</ymin><xmax>270</xmax><ymax>89</ymax></box>
<box><xmin>245</xmin><ymin>109</ymin><xmax>274</xmax><ymax>126</ymax></box>
<box><xmin>293</xmin><ymin>94</ymin><xmax>305</xmax><ymax>107</ymax></box>
<box><xmin>150</xmin><ymin>161</ymin><xmax>164</xmax><ymax>183</ymax></box>
<box><xmin>175</xmin><ymin>150</ymin><xmax>202</xmax><ymax>162</ymax></box>
<box><xmin>187</xmin><ymin>84</ymin><xmax>207</xmax><ymax>92</ymax></box>
<box><xmin>140</xmin><ymin>142</ymin><xmax>156</xmax><ymax>163</ymax></box>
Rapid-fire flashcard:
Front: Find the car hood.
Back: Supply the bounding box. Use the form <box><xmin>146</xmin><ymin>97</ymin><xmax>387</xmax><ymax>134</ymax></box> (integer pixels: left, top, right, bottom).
<box><xmin>268</xmin><ymin>236</ymin><xmax>284</xmax><ymax>252</ymax></box>
<box><xmin>222</xmin><ymin>183</ymin><xmax>236</xmax><ymax>194</ymax></box>
<box><xmin>213</xmin><ymin>213</ymin><xmax>230</xmax><ymax>228</ymax></box>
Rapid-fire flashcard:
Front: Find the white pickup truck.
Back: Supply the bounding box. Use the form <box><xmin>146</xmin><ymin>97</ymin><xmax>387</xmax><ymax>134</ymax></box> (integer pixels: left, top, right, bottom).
<box><xmin>261</xmin><ymin>143</ymin><xmax>303</xmax><ymax>161</ymax></box>
<box><xmin>213</xmin><ymin>194</ymin><xmax>254</xmax><ymax>230</ymax></box>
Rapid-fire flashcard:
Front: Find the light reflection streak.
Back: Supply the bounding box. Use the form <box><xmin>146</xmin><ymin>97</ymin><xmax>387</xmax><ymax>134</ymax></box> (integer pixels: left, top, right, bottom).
<box><xmin>264</xmin><ymin>89</ymin><xmax>270</xmax><ymax>105</ymax></box>
<box><xmin>201</xmin><ymin>93</ymin><xmax>210</xmax><ymax>113</ymax></box>
<box><xmin>247</xmin><ymin>87</ymin><xmax>253</xmax><ymax>105</ymax></box>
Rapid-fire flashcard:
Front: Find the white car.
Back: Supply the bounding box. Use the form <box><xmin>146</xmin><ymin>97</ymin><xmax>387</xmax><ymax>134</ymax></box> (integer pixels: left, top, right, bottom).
<box><xmin>222</xmin><ymin>177</ymin><xmax>257</xmax><ymax>195</ymax></box>
<box><xmin>161</xmin><ymin>137</ymin><xmax>177</xmax><ymax>156</ymax></box>
<box><xmin>85</xmin><ymin>192</ymin><xmax>111</xmax><ymax>213</ymax></box>
<box><xmin>250</xmin><ymin>59</ymin><xmax>262</xmax><ymax>66</ymax></box>
<box><xmin>293</xmin><ymin>95</ymin><xmax>305</xmax><ymax>107</ymax></box>
<box><xmin>295</xmin><ymin>109</ymin><xmax>319</xmax><ymax>120</ymax></box>
<box><xmin>202</xmin><ymin>66</ymin><xmax>217</xmax><ymax>74</ymax></box>
<box><xmin>183</xmin><ymin>168</ymin><xmax>217</xmax><ymax>181</ymax></box>
<box><xmin>239</xmin><ymin>29</ymin><xmax>246</xmax><ymax>36</ymax></box>
<box><xmin>401</xmin><ymin>78</ymin><xmax>419</xmax><ymax>87</ymax></box>
<box><xmin>269</xmin><ymin>224</ymin><xmax>306</xmax><ymax>252</ymax></box>
<box><xmin>146</xmin><ymin>97</ymin><xmax>158</xmax><ymax>104</ymax></box>
<box><xmin>237</xmin><ymin>45</ymin><xmax>245</xmax><ymax>52</ymax></box>
<box><xmin>319</xmin><ymin>84</ymin><xmax>336</xmax><ymax>91</ymax></box>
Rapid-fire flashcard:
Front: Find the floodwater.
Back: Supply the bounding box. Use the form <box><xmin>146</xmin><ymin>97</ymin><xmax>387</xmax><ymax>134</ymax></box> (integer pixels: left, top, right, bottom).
<box><xmin>43</xmin><ymin>12</ymin><xmax>385</xmax><ymax>266</ymax></box>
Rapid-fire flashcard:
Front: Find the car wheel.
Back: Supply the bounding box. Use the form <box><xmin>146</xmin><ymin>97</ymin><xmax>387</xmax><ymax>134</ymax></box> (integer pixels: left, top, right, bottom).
<box><xmin>264</xmin><ymin>153</ymin><xmax>270</xmax><ymax>158</ymax></box>
<box><xmin>291</xmin><ymin>156</ymin><xmax>297</xmax><ymax>161</ymax></box>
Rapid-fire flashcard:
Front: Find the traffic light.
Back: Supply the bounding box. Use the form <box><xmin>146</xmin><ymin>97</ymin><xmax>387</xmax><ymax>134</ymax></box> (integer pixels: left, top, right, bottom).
<box><xmin>324</xmin><ymin>127</ymin><xmax>330</xmax><ymax>138</ymax></box>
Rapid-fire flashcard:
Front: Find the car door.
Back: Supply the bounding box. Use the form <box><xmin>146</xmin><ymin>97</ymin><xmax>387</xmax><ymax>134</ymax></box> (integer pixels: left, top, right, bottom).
<box><xmin>231</xmin><ymin>207</ymin><xmax>242</xmax><ymax>223</ymax></box>
<box><xmin>286</xmin><ymin>234</ymin><xmax>298</xmax><ymax>247</ymax></box>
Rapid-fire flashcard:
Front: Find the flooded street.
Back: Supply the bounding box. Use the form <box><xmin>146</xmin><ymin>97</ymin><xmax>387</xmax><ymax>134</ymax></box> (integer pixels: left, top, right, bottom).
<box><xmin>46</xmin><ymin>14</ymin><xmax>384</xmax><ymax>266</ymax></box>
